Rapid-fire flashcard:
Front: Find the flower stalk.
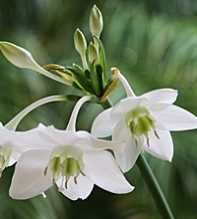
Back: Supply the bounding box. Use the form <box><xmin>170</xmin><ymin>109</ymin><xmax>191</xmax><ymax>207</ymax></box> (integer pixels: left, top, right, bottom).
<box><xmin>136</xmin><ymin>155</ymin><xmax>175</xmax><ymax>219</ymax></box>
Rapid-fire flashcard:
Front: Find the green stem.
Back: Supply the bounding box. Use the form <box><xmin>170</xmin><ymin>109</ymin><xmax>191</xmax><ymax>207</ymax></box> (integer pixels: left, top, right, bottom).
<box><xmin>136</xmin><ymin>155</ymin><xmax>175</xmax><ymax>219</ymax></box>
<box><xmin>102</xmin><ymin>99</ymin><xmax>175</xmax><ymax>219</ymax></box>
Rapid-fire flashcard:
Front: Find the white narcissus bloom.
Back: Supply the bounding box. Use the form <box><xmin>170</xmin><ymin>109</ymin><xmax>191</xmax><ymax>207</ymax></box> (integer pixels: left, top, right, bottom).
<box><xmin>91</xmin><ymin>69</ymin><xmax>197</xmax><ymax>172</ymax></box>
<box><xmin>9</xmin><ymin>96</ymin><xmax>134</xmax><ymax>200</ymax></box>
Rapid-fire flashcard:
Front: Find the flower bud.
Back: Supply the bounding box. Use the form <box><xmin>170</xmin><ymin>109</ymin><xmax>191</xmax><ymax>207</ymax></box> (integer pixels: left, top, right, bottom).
<box><xmin>74</xmin><ymin>28</ymin><xmax>87</xmax><ymax>56</ymax></box>
<box><xmin>0</xmin><ymin>41</ymin><xmax>70</xmax><ymax>85</ymax></box>
<box><xmin>88</xmin><ymin>42</ymin><xmax>98</xmax><ymax>63</ymax></box>
<box><xmin>89</xmin><ymin>5</ymin><xmax>103</xmax><ymax>38</ymax></box>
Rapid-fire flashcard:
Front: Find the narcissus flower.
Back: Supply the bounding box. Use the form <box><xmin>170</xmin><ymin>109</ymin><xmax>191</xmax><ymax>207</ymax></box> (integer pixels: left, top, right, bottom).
<box><xmin>9</xmin><ymin>96</ymin><xmax>134</xmax><ymax>200</ymax></box>
<box><xmin>91</xmin><ymin>69</ymin><xmax>197</xmax><ymax>172</ymax></box>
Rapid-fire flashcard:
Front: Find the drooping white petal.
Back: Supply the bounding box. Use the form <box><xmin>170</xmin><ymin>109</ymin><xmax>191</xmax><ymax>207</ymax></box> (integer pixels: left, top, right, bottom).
<box><xmin>112</xmin><ymin>120</ymin><xmax>142</xmax><ymax>172</ymax></box>
<box><xmin>66</xmin><ymin>96</ymin><xmax>91</xmax><ymax>132</ymax></box>
<box><xmin>56</xmin><ymin>174</ymin><xmax>94</xmax><ymax>200</ymax></box>
<box><xmin>155</xmin><ymin>105</ymin><xmax>197</xmax><ymax>131</ymax></box>
<box><xmin>0</xmin><ymin>41</ymin><xmax>69</xmax><ymax>85</ymax></box>
<box><xmin>9</xmin><ymin>149</ymin><xmax>53</xmax><ymax>200</ymax></box>
<box><xmin>144</xmin><ymin>130</ymin><xmax>174</xmax><ymax>161</ymax></box>
<box><xmin>84</xmin><ymin>151</ymin><xmax>134</xmax><ymax>194</ymax></box>
<box><xmin>5</xmin><ymin>95</ymin><xmax>66</xmax><ymax>130</ymax></box>
<box><xmin>141</xmin><ymin>89</ymin><xmax>178</xmax><ymax>104</ymax></box>
<box><xmin>91</xmin><ymin>108</ymin><xmax>117</xmax><ymax>138</ymax></box>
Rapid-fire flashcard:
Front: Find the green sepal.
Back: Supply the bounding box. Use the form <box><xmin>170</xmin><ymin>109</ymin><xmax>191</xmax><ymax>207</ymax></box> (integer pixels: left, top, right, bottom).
<box><xmin>89</xmin><ymin>62</ymin><xmax>101</xmax><ymax>96</ymax></box>
<box><xmin>84</xmin><ymin>69</ymin><xmax>91</xmax><ymax>78</ymax></box>
<box><xmin>68</xmin><ymin>66</ymin><xmax>94</xmax><ymax>94</ymax></box>
<box><xmin>95</xmin><ymin>64</ymin><xmax>104</xmax><ymax>95</ymax></box>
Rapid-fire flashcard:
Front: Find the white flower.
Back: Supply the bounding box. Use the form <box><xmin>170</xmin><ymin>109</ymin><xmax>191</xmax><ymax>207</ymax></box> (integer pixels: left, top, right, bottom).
<box><xmin>91</xmin><ymin>69</ymin><xmax>197</xmax><ymax>172</ymax></box>
<box><xmin>9</xmin><ymin>96</ymin><xmax>134</xmax><ymax>200</ymax></box>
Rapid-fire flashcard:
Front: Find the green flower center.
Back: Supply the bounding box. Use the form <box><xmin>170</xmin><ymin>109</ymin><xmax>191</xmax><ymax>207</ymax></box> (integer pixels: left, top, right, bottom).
<box><xmin>125</xmin><ymin>106</ymin><xmax>159</xmax><ymax>146</ymax></box>
<box><xmin>44</xmin><ymin>146</ymin><xmax>84</xmax><ymax>188</ymax></box>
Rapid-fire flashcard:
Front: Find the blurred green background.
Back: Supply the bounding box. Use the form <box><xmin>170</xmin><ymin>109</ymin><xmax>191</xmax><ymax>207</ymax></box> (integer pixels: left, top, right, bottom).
<box><xmin>0</xmin><ymin>0</ymin><xmax>197</xmax><ymax>218</ymax></box>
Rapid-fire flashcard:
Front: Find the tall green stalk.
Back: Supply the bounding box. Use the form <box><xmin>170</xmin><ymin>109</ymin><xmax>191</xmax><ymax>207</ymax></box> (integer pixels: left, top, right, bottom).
<box><xmin>137</xmin><ymin>155</ymin><xmax>175</xmax><ymax>219</ymax></box>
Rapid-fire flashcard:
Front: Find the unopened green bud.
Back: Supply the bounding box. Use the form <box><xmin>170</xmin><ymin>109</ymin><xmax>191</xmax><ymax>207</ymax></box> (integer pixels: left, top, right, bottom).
<box><xmin>88</xmin><ymin>42</ymin><xmax>98</xmax><ymax>63</ymax></box>
<box><xmin>74</xmin><ymin>28</ymin><xmax>87</xmax><ymax>56</ymax></box>
<box><xmin>89</xmin><ymin>5</ymin><xmax>103</xmax><ymax>38</ymax></box>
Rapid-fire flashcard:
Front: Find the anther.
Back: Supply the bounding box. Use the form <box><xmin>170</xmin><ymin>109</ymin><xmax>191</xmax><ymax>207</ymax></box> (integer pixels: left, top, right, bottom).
<box><xmin>146</xmin><ymin>135</ymin><xmax>150</xmax><ymax>147</ymax></box>
<box><xmin>154</xmin><ymin>130</ymin><xmax>160</xmax><ymax>139</ymax></box>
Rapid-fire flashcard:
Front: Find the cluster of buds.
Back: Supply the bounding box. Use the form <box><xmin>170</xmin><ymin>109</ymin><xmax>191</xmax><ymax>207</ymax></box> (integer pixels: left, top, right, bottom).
<box><xmin>70</xmin><ymin>5</ymin><xmax>115</xmax><ymax>100</ymax></box>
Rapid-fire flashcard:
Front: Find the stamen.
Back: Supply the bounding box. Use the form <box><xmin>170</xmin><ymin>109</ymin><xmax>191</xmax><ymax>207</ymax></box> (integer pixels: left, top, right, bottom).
<box><xmin>74</xmin><ymin>176</ymin><xmax>78</xmax><ymax>184</ymax></box>
<box><xmin>44</xmin><ymin>166</ymin><xmax>48</xmax><ymax>176</ymax></box>
<box><xmin>65</xmin><ymin>176</ymin><xmax>69</xmax><ymax>189</ymax></box>
<box><xmin>146</xmin><ymin>135</ymin><xmax>150</xmax><ymax>147</ymax></box>
<box><xmin>154</xmin><ymin>130</ymin><xmax>160</xmax><ymax>139</ymax></box>
<box><xmin>126</xmin><ymin>106</ymin><xmax>156</xmax><ymax>149</ymax></box>
<box><xmin>45</xmin><ymin>146</ymin><xmax>84</xmax><ymax>189</ymax></box>
<box><xmin>80</xmin><ymin>170</ymin><xmax>85</xmax><ymax>176</ymax></box>
<box><xmin>134</xmin><ymin>138</ymin><xmax>138</xmax><ymax>148</ymax></box>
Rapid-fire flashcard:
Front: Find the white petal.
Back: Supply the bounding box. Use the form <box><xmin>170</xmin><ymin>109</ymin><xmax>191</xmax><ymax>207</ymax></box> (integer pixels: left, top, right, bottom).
<box><xmin>91</xmin><ymin>108</ymin><xmax>116</xmax><ymax>138</ymax></box>
<box><xmin>141</xmin><ymin>89</ymin><xmax>178</xmax><ymax>104</ymax></box>
<box><xmin>75</xmin><ymin>131</ymin><xmax>117</xmax><ymax>151</ymax></box>
<box><xmin>8</xmin><ymin>150</ymin><xmax>20</xmax><ymax>167</ymax></box>
<box><xmin>111</xmin><ymin>97</ymin><xmax>147</xmax><ymax>117</ymax></box>
<box><xmin>0</xmin><ymin>41</ymin><xmax>69</xmax><ymax>85</ymax></box>
<box><xmin>66</xmin><ymin>96</ymin><xmax>91</xmax><ymax>132</ymax></box>
<box><xmin>56</xmin><ymin>174</ymin><xmax>94</xmax><ymax>200</ymax></box>
<box><xmin>11</xmin><ymin>124</ymin><xmax>55</xmax><ymax>149</ymax></box>
<box><xmin>112</xmin><ymin>120</ymin><xmax>142</xmax><ymax>172</ymax></box>
<box><xmin>84</xmin><ymin>151</ymin><xmax>134</xmax><ymax>194</ymax></box>
<box><xmin>145</xmin><ymin>130</ymin><xmax>173</xmax><ymax>161</ymax></box>
<box><xmin>39</xmin><ymin>126</ymin><xmax>80</xmax><ymax>146</ymax></box>
<box><xmin>9</xmin><ymin>149</ymin><xmax>53</xmax><ymax>200</ymax></box>
<box><xmin>155</xmin><ymin>105</ymin><xmax>197</xmax><ymax>131</ymax></box>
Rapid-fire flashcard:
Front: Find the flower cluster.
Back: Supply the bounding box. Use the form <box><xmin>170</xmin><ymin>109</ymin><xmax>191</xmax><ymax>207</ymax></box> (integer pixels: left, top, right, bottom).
<box><xmin>0</xmin><ymin>5</ymin><xmax>197</xmax><ymax>201</ymax></box>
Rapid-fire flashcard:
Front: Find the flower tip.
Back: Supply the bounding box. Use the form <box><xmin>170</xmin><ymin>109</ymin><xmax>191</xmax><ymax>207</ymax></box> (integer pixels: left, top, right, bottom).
<box><xmin>168</xmin><ymin>155</ymin><xmax>173</xmax><ymax>162</ymax></box>
<box><xmin>74</xmin><ymin>28</ymin><xmax>87</xmax><ymax>56</ymax></box>
<box><xmin>37</xmin><ymin>123</ymin><xmax>47</xmax><ymax>129</ymax></box>
<box><xmin>89</xmin><ymin>4</ymin><xmax>103</xmax><ymax>38</ymax></box>
<box><xmin>120</xmin><ymin>183</ymin><xmax>135</xmax><ymax>194</ymax></box>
